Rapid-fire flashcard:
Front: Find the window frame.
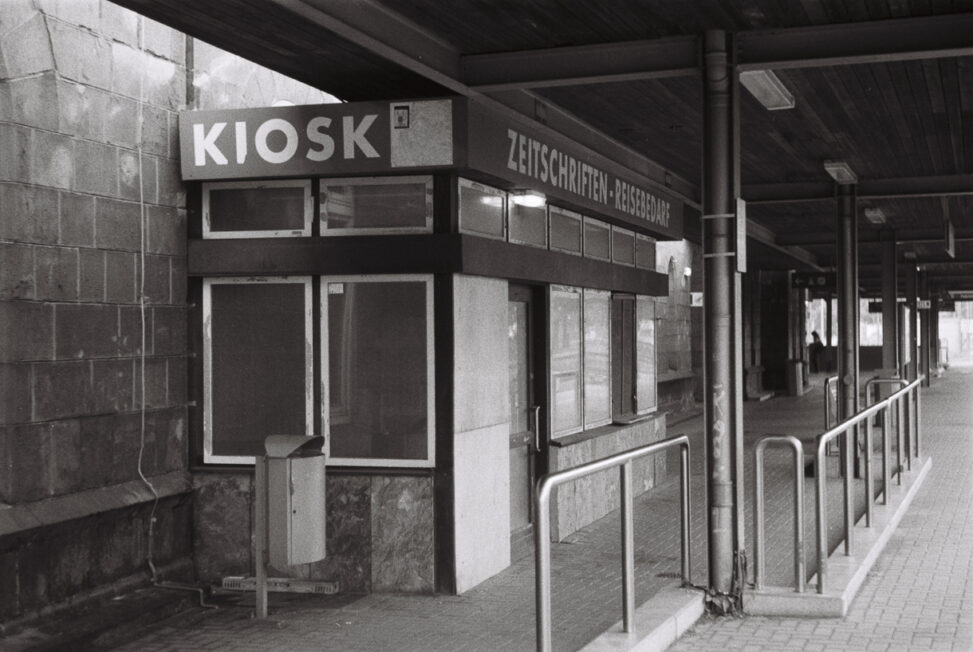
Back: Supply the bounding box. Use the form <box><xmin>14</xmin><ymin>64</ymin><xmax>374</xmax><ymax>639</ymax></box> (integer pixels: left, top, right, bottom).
<box><xmin>612</xmin><ymin>226</ymin><xmax>637</xmax><ymax>267</ymax></box>
<box><xmin>321</xmin><ymin>274</ymin><xmax>436</xmax><ymax>468</ymax></box>
<box><xmin>202</xmin><ymin>179</ymin><xmax>313</xmax><ymax>239</ymax></box>
<box><xmin>507</xmin><ymin>200</ymin><xmax>549</xmax><ymax>249</ymax></box>
<box><xmin>548</xmin><ymin>206</ymin><xmax>583</xmax><ymax>256</ymax></box>
<box><xmin>549</xmin><ymin>284</ymin><xmax>585</xmax><ymax>439</ymax></box>
<box><xmin>582</xmin><ymin>216</ymin><xmax>612</xmax><ymax>261</ymax></box>
<box><xmin>319</xmin><ymin>175</ymin><xmax>434</xmax><ymax>236</ymax></box>
<box><xmin>202</xmin><ymin>275</ymin><xmax>315</xmax><ymax>465</ymax></box>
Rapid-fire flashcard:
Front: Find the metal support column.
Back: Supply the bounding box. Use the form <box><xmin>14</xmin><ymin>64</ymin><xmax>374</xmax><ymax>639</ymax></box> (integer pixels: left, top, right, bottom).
<box><xmin>835</xmin><ymin>183</ymin><xmax>859</xmax><ymax>476</ymax></box>
<box><xmin>931</xmin><ymin>295</ymin><xmax>940</xmax><ymax>370</ymax></box>
<box><xmin>905</xmin><ymin>264</ymin><xmax>919</xmax><ymax>381</ymax></box>
<box><xmin>919</xmin><ymin>270</ymin><xmax>930</xmax><ymax>387</ymax></box>
<box><xmin>881</xmin><ymin>232</ymin><xmax>898</xmax><ymax>375</ymax></box>
<box><xmin>703</xmin><ymin>30</ymin><xmax>741</xmax><ymax>604</ymax></box>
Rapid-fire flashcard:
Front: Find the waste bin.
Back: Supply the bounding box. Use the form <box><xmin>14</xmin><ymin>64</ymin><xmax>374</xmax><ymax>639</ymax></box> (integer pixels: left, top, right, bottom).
<box><xmin>786</xmin><ymin>359</ymin><xmax>804</xmax><ymax>396</ymax></box>
<box><xmin>264</xmin><ymin>435</ymin><xmax>327</xmax><ymax>567</ymax></box>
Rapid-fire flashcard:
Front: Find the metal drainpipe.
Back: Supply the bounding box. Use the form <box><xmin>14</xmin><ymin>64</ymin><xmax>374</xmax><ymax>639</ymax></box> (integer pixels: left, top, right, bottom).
<box><xmin>703</xmin><ymin>29</ymin><xmax>736</xmax><ymax>598</ymax></box>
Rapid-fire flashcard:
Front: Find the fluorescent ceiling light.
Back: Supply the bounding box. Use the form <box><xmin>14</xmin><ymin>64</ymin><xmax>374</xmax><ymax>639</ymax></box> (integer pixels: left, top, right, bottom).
<box><xmin>864</xmin><ymin>207</ymin><xmax>886</xmax><ymax>224</ymax></box>
<box><xmin>510</xmin><ymin>190</ymin><xmax>546</xmax><ymax>208</ymax></box>
<box><xmin>739</xmin><ymin>70</ymin><xmax>795</xmax><ymax>111</ymax></box>
<box><xmin>824</xmin><ymin>160</ymin><xmax>858</xmax><ymax>184</ymax></box>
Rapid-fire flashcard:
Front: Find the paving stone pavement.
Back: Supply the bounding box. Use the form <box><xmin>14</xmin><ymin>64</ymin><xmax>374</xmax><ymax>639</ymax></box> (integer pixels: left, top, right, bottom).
<box><xmin>107</xmin><ymin>362</ymin><xmax>971</xmax><ymax>651</ymax></box>
<box><xmin>672</xmin><ymin>358</ymin><xmax>973</xmax><ymax>652</ymax></box>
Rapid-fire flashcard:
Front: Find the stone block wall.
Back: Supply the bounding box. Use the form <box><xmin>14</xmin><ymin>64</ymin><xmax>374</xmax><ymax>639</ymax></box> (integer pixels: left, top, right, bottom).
<box><xmin>0</xmin><ymin>0</ymin><xmax>192</xmax><ymax>622</ymax></box>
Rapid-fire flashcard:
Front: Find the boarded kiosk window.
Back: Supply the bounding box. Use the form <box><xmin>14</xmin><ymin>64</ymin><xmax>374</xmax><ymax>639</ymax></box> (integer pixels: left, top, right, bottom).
<box><xmin>203</xmin><ymin>180</ymin><xmax>312</xmax><ymax>238</ymax></box>
<box><xmin>203</xmin><ymin>277</ymin><xmax>313</xmax><ymax>464</ymax></box>
<box><xmin>550</xmin><ymin>286</ymin><xmax>583</xmax><ymax>437</ymax></box>
<box><xmin>583</xmin><ymin>217</ymin><xmax>611</xmax><ymax>261</ymax></box>
<box><xmin>321</xmin><ymin>176</ymin><xmax>433</xmax><ymax>234</ymax></box>
<box><xmin>323</xmin><ymin>276</ymin><xmax>435</xmax><ymax>467</ymax></box>
<box><xmin>549</xmin><ymin>206</ymin><xmax>582</xmax><ymax>255</ymax></box>
<box><xmin>508</xmin><ymin>201</ymin><xmax>548</xmax><ymax>248</ymax></box>
<box><xmin>458</xmin><ymin>178</ymin><xmax>506</xmax><ymax>240</ymax></box>
<box><xmin>635</xmin><ymin>296</ymin><xmax>657</xmax><ymax>414</ymax></box>
<box><xmin>612</xmin><ymin>227</ymin><xmax>636</xmax><ymax>267</ymax></box>
<box><xmin>583</xmin><ymin>289</ymin><xmax>612</xmax><ymax>428</ymax></box>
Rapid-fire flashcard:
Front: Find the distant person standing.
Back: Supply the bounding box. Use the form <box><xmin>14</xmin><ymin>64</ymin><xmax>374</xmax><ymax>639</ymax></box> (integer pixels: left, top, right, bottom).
<box><xmin>809</xmin><ymin>330</ymin><xmax>824</xmax><ymax>372</ymax></box>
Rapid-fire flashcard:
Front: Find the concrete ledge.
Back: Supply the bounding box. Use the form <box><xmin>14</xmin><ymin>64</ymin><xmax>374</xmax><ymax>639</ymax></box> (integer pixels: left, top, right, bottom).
<box><xmin>580</xmin><ymin>583</ymin><xmax>704</xmax><ymax>652</ymax></box>
<box><xmin>745</xmin><ymin>455</ymin><xmax>932</xmax><ymax>617</ymax></box>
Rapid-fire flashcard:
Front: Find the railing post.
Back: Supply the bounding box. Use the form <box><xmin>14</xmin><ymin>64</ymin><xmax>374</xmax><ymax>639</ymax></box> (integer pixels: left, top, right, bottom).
<box><xmin>881</xmin><ymin>405</ymin><xmax>891</xmax><ymax>505</ymax></box>
<box><xmin>620</xmin><ymin>461</ymin><xmax>635</xmax><ymax>633</ymax></box>
<box><xmin>535</xmin><ymin>482</ymin><xmax>553</xmax><ymax>652</ymax></box>
<box><xmin>753</xmin><ymin>445</ymin><xmax>766</xmax><ymax>590</ymax></box>
<box><xmin>915</xmin><ymin>382</ymin><xmax>922</xmax><ymax>458</ymax></box>
<box><xmin>843</xmin><ymin>427</ymin><xmax>853</xmax><ymax>555</ymax></box>
<box><xmin>864</xmin><ymin>415</ymin><xmax>873</xmax><ymax>527</ymax></box>
<box><xmin>896</xmin><ymin>397</ymin><xmax>904</xmax><ymax>485</ymax></box>
<box><xmin>680</xmin><ymin>443</ymin><xmax>691</xmax><ymax>586</ymax></box>
<box><xmin>816</xmin><ymin>443</ymin><xmax>827</xmax><ymax>594</ymax></box>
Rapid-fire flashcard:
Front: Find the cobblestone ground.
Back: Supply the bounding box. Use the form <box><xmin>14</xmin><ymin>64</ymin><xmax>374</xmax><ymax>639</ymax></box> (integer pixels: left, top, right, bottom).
<box><xmin>108</xmin><ymin>365</ymin><xmax>969</xmax><ymax>651</ymax></box>
<box><xmin>672</xmin><ymin>359</ymin><xmax>973</xmax><ymax>652</ymax></box>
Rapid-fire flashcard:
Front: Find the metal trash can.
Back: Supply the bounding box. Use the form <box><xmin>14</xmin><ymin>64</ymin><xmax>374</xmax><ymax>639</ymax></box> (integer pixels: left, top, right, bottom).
<box><xmin>263</xmin><ymin>435</ymin><xmax>327</xmax><ymax>567</ymax></box>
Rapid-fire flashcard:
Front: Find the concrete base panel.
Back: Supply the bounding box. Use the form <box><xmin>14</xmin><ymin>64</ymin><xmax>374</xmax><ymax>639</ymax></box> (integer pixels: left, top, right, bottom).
<box><xmin>580</xmin><ymin>584</ymin><xmax>704</xmax><ymax>652</ymax></box>
<box><xmin>745</xmin><ymin>455</ymin><xmax>932</xmax><ymax>617</ymax></box>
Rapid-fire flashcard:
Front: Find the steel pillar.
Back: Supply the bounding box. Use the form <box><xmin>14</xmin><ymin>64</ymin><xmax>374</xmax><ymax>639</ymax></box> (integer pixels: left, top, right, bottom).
<box><xmin>931</xmin><ymin>295</ymin><xmax>940</xmax><ymax>369</ymax></box>
<box><xmin>835</xmin><ymin>184</ymin><xmax>859</xmax><ymax>476</ymax></box>
<box><xmin>881</xmin><ymin>232</ymin><xmax>898</xmax><ymax>373</ymax></box>
<box><xmin>919</xmin><ymin>270</ymin><xmax>930</xmax><ymax>386</ymax></box>
<box><xmin>703</xmin><ymin>30</ymin><xmax>741</xmax><ymax>601</ymax></box>
<box><xmin>905</xmin><ymin>264</ymin><xmax>919</xmax><ymax>381</ymax></box>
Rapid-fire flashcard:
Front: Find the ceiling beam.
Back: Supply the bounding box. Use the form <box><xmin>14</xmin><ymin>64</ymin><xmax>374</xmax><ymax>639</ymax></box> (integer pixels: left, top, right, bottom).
<box><xmin>737</xmin><ymin>13</ymin><xmax>973</xmax><ymax>70</ymax></box>
<box><xmin>459</xmin><ymin>36</ymin><xmax>699</xmax><ymax>91</ymax></box>
<box><xmin>271</xmin><ymin>0</ymin><xmax>700</xmax><ymax>206</ymax></box>
<box><xmin>777</xmin><ymin>229</ymin><xmax>973</xmax><ymax>247</ymax></box>
<box><xmin>743</xmin><ymin>174</ymin><xmax>973</xmax><ymax>204</ymax></box>
<box><xmin>746</xmin><ymin>219</ymin><xmax>823</xmax><ymax>270</ymax></box>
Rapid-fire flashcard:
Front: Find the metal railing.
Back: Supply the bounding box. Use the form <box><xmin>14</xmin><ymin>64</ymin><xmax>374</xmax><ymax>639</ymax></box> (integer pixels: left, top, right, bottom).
<box><xmin>823</xmin><ymin>375</ymin><xmax>839</xmax><ymax>455</ymax></box>
<box><xmin>865</xmin><ymin>377</ymin><xmax>909</xmax><ymax>486</ymax></box>
<box><xmin>753</xmin><ymin>435</ymin><xmax>805</xmax><ymax>592</ymax></box>
<box><xmin>752</xmin><ymin>376</ymin><xmax>923</xmax><ymax>594</ymax></box>
<box><xmin>813</xmin><ymin>376</ymin><xmax>923</xmax><ymax>593</ymax></box>
<box><xmin>534</xmin><ymin>434</ymin><xmax>691</xmax><ymax>652</ymax></box>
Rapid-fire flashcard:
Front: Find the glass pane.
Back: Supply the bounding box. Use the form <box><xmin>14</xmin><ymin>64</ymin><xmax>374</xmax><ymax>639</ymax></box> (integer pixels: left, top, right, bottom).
<box><xmin>551</xmin><ymin>288</ymin><xmax>582</xmax><ymax>435</ymax></box>
<box><xmin>322</xmin><ymin>178</ymin><xmax>431</xmax><ymax>231</ymax></box>
<box><xmin>636</xmin><ymin>235</ymin><xmax>656</xmax><ymax>270</ymax></box>
<box><xmin>612</xmin><ymin>228</ymin><xmax>635</xmax><ymax>266</ymax></box>
<box><xmin>584</xmin><ymin>219</ymin><xmax>610</xmax><ymax>260</ymax></box>
<box><xmin>459</xmin><ymin>181</ymin><xmax>505</xmax><ymax>239</ymax></box>
<box><xmin>509</xmin><ymin>203</ymin><xmax>547</xmax><ymax>247</ymax></box>
<box><xmin>584</xmin><ymin>291</ymin><xmax>611</xmax><ymax>426</ymax></box>
<box><xmin>328</xmin><ymin>280</ymin><xmax>428</xmax><ymax>460</ymax></box>
<box><xmin>636</xmin><ymin>297</ymin><xmax>657</xmax><ymax>413</ymax></box>
<box><xmin>210</xmin><ymin>282</ymin><xmax>308</xmax><ymax>457</ymax></box>
<box><xmin>549</xmin><ymin>208</ymin><xmax>581</xmax><ymax>254</ymax></box>
<box><xmin>208</xmin><ymin>186</ymin><xmax>306</xmax><ymax>233</ymax></box>
<box><xmin>509</xmin><ymin>301</ymin><xmax>529</xmax><ymax>434</ymax></box>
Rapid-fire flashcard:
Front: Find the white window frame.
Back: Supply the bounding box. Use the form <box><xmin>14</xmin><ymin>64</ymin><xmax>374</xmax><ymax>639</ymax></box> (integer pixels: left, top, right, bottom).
<box><xmin>202</xmin><ymin>276</ymin><xmax>314</xmax><ymax>465</ymax></box>
<box><xmin>319</xmin><ymin>175</ymin><xmax>434</xmax><ymax>236</ymax></box>
<box><xmin>321</xmin><ymin>274</ymin><xmax>436</xmax><ymax>468</ymax></box>
<box><xmin>582</xmin><ymin>216</ymin><xmax>612</xmax><ymax>261</ymax></box>
<box><xmin>202</xmin><ymin>180</ymin><xmax>312</xmax><ymax>239</ymax></box>
<box><xmin>458</xmin><ymin>178</ymin><xmax>507</xmax><ymax>241</ymax></box>
<box><xmin>549</xmin><ymin>285</ymin><xmax>585</xmax><ymax>439</ymax></box>
<box><xmin>548</xmin><ymin>206</ymin><xmax>583</xmax><ymax>256</ymax></box>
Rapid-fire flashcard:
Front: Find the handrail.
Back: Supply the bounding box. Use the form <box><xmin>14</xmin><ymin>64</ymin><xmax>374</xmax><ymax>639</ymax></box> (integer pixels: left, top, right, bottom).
<box><xmin>814</xmin><ymin>376</ymin><xmax>923</xmax><ymax>593</ymax></box>
<box><xmin>753</xmin><ymin>435</ymin><xmax>805</xmax><ymax>592</ymax></box>
<box><xmin>865</xmin><ymin>377</ymin><xmax>909</xmax><ymax>491</ymax></box>
<box><xmin>534</xmin><ymin>434</ymin><xmax>691</xmax><ymax>652</ymax></box>
<box><xmin>823</xmin><ymin>375</ymin><xmax>839</xmax><ymax>430</ymax></box>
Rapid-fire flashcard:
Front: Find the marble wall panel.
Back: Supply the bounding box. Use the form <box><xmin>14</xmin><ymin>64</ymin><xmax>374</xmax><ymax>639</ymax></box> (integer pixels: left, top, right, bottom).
<box><xmin>370</xmin><ymin>476</ymin><xmax>434</xmax><ymax>593</ymax></box>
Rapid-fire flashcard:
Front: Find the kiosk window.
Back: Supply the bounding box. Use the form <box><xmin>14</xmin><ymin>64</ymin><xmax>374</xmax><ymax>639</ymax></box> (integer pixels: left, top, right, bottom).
<box><xmin>583</xmin><ymin>218</ymin><xmax>611</xmax><ymax>261</ymax></box>
<box><xmin>203</xmin><ymin>277</ymin><xmax>313</xmax><ymax>464</ymax></box>
<box><xmin>458</xmin><ymin>178</ymin><xmax>505</xmax><ymax>240</ymax></box>
<box><xmin>583</xmin><ymin>289</ymin><xmax>611</xmax><ymax>428</ymax></box>
<box><xmin>612</xmin><ymin>227</ymin><xmax>636</xmax><ymax>267</ymax></box>
<box><xmin>636</xmin><ymin>234</ymin><xmax>656</xmax><ymax>270</ymax></box>
<box><xmin>321</xmin><ymin>176</ymin><xmax>432</xmax><ymax>234</ymax></box>
<box><xmin>636</xmin><ymin>297</ymin><xmax>657</xmax><ymax>414</ymax></box>
<box><xmin>550</xmin><ymin>286</ymin><xmax>583</xmax><ymax>436</ymax></box>
<box><xmin>509</xmin><ymin>202</ymin><xmax>548</xmax><ymax>248</ymax></box>
<box><xmin>203</xmin><ymin>181</ymin><xmax>311</xmax><ymax>238</ymax></box>
<box><xmin>324</xmin><ymin>276</ymin><xmax>435</xmax><ymax>466</ymax></box>
<box><xmin>549</xmin><ymin>207</ymin><xmax>582</xmax><ymax>255</ymax></box>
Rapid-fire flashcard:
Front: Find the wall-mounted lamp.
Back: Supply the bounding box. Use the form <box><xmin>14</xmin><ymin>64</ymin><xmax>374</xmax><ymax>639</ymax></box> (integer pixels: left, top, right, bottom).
<box><xmin>684</xmin><ymin>266</ymin><xmax>693</xmax><ymax>278</ymax></box>
<box><xmin>864</xmin><ymin>207</ymin><xmax>886</xmax><ymax>224</ymax></box>
<box><xmin>823</xmin><ymin>160</ymin><xmax>858</xmax><ymax>185</ymax></box>
<box><xmin>739</xmin><ymin>70</ymin><xmax>796</xmax><ymax>111</ymax></box>
<box><xmin>510</xmin><ymin>190</ymin><xmax>546</xmax><ymax>208</ymax></box>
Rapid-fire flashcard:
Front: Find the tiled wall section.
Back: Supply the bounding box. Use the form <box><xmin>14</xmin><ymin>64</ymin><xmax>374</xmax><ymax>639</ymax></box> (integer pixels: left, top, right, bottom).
<box><xmin>549</xmin><ymin>414</ymin><xmax>667</xmax><ymax>541</ymax></box>
<box><xmin>192</xmin><ymin>473</ymin><xmax>434</xmax><ymax>594</ymax></box>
